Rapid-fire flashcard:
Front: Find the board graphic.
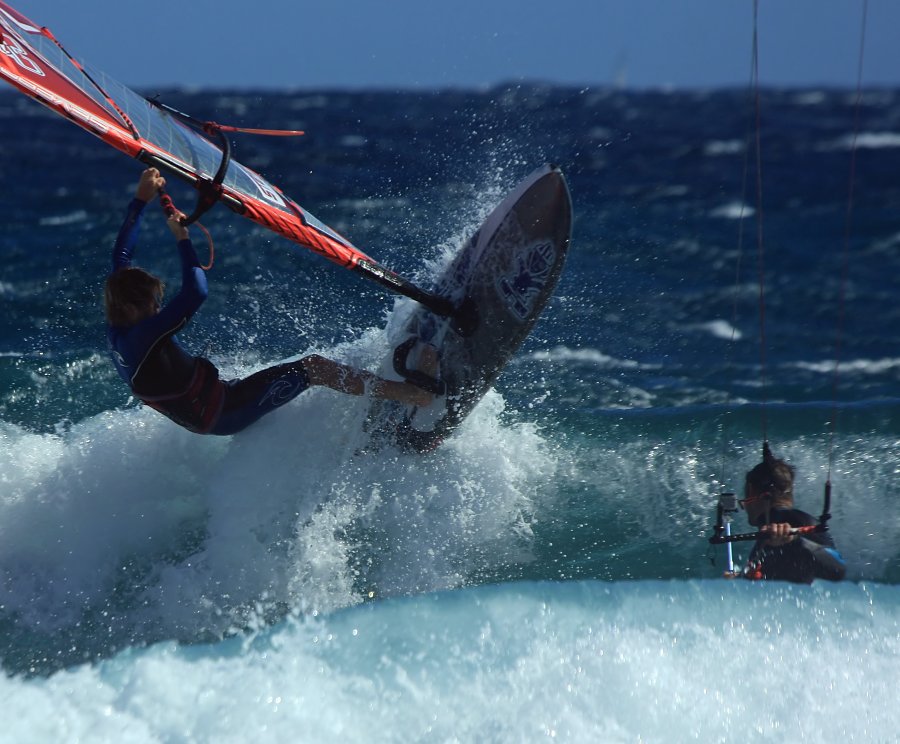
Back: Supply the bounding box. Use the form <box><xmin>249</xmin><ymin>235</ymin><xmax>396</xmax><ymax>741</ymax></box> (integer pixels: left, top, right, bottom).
<box><xmin>365</xmin><ymin>164</ymin><xmax>572</xmax><ymax>452</ymax></box>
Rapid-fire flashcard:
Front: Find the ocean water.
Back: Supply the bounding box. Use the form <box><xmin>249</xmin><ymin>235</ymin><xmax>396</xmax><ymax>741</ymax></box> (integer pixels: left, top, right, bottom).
<box><xmin>1</xmin><ymin>85</ymin><xmax>899</xmax><ymax>741</ymax></box>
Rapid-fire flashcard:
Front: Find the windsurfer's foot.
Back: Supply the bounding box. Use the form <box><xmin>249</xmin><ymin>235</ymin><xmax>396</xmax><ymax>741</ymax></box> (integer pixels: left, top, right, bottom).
<box><xmin>393</xmin><ymin>338</ymin><xmax>444</xmax><ymax>395</ymax></box>
<box><xmin>382</xmin><ymin>380</ymin><xmax>433</xmax><ymax>407</ymax></box>
<box><xmin>418</xmin><ymin>344</ymin><xmax>439</xmax><ymax>380</ymax></box>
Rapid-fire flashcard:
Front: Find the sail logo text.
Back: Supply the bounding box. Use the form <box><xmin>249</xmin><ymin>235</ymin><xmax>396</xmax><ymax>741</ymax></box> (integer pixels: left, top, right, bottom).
<box><xmin>0</xmin><ymin>69</ymin><xmax>110</xmax><ymax>136</ymax></box>
<box><xmin>245</xmin><ymin>168</ymin><xmax>287</xmax><ymax>208</ymax></box>
<box><xmin>0</xmin><ymin>35</ymin><xmax>44</xmax><ymax>76</ymax></box>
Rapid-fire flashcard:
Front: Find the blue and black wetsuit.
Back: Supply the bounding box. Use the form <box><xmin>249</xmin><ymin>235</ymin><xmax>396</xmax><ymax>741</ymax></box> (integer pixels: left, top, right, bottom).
<box><xmin>745</xmin><ymin>508</ymin><xmax>847</xmax><ymax>584</ymax></box>
<box><xmin>106</xmin><ymin>197</ymin><xmax>310</xmax><ymax>435</ymax></box>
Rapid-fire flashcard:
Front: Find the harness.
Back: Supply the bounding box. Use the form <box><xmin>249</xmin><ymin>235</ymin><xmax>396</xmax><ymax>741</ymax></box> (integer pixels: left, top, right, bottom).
<box><xmin>138</xmin><ymin>357</ymin><xmax>225</xmax><ymax>434</ymax></box>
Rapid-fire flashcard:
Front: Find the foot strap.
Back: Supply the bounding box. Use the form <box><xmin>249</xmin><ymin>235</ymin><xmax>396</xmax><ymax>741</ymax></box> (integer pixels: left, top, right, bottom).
<box><xmin>393</xmin><ymin>338</ymin><xmax>446</xmax><ymax>396</ymax></box>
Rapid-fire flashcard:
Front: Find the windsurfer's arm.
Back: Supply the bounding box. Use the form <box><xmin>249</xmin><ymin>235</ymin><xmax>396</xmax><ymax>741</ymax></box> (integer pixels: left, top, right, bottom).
<box><xmin>111</xmin><ymin>199</ymin><xmax>146</xmax><ymax>271</ymax></box>
<box><xmin>300</xmin><ymin>354</ymin><xmax>433</xmax><ymax>407</ymax></box>
<box><xmin>111</xmin><ymin>168</ymin><xmax>167</xmax><ymax>271</ymax></box>
<box><xmin>161</xmin><ymin>210</ymin><xmax>207</xmax><ymax>317</ymax></box>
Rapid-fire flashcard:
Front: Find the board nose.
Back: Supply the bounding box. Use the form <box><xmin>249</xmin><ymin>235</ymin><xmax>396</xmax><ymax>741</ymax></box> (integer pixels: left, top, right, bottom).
<box><xmin>520</xmin><ymin>167</ymin><xmax>573</xmax><ymax>239</ymax></box>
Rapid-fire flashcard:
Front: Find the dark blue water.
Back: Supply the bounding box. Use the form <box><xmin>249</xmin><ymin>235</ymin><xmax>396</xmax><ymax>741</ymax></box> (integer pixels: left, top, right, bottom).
<box><xmin>1</xmin><ymin>86</ymin><xmax>899</xmax><ymax>738</ymax></box>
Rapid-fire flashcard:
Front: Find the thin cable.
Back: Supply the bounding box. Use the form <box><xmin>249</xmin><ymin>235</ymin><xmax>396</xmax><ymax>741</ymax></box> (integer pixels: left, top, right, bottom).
<box><xmin>41</xmin><ymin>26</ymin><xmax>141</xmax><ymax>141</ymax></box>
<box><xmin>716</xmin><ymin>1</ymin><xmax>760</xmax><ymax>491</ymax></box>
<box><xmin>751</xmin><ymin>0</ymin><xmax>769</xmax><ymax>447</ymax></box>
<box><xmin>826</xmin><ymin>0</ymin><xmax>868</xmax><ymax>484</ymax></box>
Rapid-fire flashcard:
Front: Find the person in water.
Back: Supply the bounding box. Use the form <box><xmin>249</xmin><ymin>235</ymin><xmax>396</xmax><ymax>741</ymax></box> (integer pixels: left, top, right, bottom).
<box><xmin>105</xmin><ymin>167</ymin><xmax>431</xmax><ymax>435</ymax></box>
<box><xmin>738</xmin><ymin>443</ymin><xmax>846</xmax><ymax>583</ymax></box>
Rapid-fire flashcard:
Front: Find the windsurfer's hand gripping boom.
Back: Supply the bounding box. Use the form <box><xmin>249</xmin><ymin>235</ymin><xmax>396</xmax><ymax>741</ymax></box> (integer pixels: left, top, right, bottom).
<box><xmin>166</xmin><ymin>211</ymin><xmax>189</xmax><ymax>241</ymax></box>
<box><xmin>135</xmin><ymin>167</ymin><xmax>166</xmax><ymax>204</ymax></box>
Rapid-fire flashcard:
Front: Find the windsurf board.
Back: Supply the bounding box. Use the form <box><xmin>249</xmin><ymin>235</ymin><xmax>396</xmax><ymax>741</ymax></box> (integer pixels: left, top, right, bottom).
<box><xmin>364</xmin><ymin>164</ymin><xmax>572</xmax><ymax>453</ymax></box>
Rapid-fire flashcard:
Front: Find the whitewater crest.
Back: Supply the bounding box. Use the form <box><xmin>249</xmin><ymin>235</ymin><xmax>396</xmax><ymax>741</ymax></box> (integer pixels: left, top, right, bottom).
<box><xmin>0</xmin><ymin>345</ymin><xmax>561</xmax><ymax>673</ymax></box>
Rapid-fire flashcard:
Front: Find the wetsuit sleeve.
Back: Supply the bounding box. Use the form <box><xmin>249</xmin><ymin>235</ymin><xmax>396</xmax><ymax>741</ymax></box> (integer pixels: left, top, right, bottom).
<box><xmin>795</xmin><ymin>537</ymin><xmax>847</xmax><ymax>582</ymax></box>
<box><xmin>111</xmin><ymin>198</ymin><xmax>149</xmax><ymax>272</ymax></box>
<box><xmin>120</xmin><ymin>236</ymin><xmax>208</xmax><ymax>368</ymax></box>
<box><xmin>152</xmin><ymin>237</ymin><xmax>208</xmax><ymax>329</ymax></box>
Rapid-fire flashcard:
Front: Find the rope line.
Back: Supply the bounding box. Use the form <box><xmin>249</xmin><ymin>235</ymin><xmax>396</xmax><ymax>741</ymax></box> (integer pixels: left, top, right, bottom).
<box><xmin>826</xmin><ymin>0</ymin><xmax>868</xmax><ymax>484</ymax></box>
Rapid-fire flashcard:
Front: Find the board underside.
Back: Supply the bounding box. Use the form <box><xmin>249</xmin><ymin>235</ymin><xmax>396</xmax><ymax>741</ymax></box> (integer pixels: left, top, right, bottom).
<box><xmin>364</xmin><ymin>164</ymin><xmax>572</xmax><ymax>453</ymax></box>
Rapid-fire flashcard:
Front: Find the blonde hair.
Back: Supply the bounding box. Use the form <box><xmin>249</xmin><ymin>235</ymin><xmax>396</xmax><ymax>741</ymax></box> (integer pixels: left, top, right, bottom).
<box><xmin>104</xmin><ymin>267</ymin><xmax>164</xmax><ymax>326</ymax></box>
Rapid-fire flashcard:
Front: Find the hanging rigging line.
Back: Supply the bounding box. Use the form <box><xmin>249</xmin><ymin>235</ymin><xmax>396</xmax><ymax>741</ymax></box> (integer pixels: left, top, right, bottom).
<box><xmin>826</xmin><ymin>0</ymin><xmax>868</xmax><ymax>485</ymax></box>
<box><xmin>750</xmin><ymin>0</ymin><xmax>769</xmax><ymax>447</ymax></box>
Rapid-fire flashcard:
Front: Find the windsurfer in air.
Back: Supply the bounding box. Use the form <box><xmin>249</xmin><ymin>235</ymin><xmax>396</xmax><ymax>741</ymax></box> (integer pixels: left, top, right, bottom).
<box><xmin>104</xmin><ymin>167</ymin><xmax>432</xmax><ymax>435</ymax></box>
<box><xmin>736</xmin><ymin>443</ymin><xmax>846</xmax><ymax>583</ymax></box>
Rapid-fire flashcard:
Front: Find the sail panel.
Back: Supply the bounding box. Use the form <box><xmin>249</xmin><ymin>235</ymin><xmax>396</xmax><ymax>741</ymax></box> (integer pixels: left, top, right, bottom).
<box><xmin>0</xmin><ymin>1</ymin><xmax>368</xmax><ymax>269</ymax></box>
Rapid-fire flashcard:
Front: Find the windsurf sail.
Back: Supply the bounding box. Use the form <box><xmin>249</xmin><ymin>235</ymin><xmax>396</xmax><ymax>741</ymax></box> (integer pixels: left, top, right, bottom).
<box><xmin>0</xmin><ymin>2</ymin><xmax>454</xmax><ymax>316</ymax></box>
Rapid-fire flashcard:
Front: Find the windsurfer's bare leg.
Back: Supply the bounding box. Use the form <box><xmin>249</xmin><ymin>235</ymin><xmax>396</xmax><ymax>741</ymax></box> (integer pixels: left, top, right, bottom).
<box><xmin>301</xmin><ymin>354</ymin><xmax>432</xmax><ymax>407</ymax></box>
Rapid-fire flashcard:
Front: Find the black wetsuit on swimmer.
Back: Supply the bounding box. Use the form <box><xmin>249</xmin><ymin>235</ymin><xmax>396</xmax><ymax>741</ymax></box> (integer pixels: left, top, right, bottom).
<box><xmin>106</xmin><ymin>197</ymin><xmax>310</xmax><ymax>435</ymax></box>
<box><xmin>745</xmin><ymin>507</ymin><xmax>846</xmax><ymax>584</ymax></box>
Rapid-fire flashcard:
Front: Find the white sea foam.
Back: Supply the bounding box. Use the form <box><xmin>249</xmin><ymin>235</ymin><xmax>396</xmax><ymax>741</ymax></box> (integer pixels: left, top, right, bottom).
<box><xmin>709</xmin><ymin>201</ymin><xmax>755</xmax><ymax>219</ymax></box>
<box><xmin>518</xmin><ymin>345</ymin><xmax>657</xmax><ymax>370</ymax></box>
<box><xmin>1</xmin><ymin>581</ymin><xmax>898</xmax><ymax>743</ymax></box>
<box><xmin>849</xmin><ymin>131</ymin><xmax>900</xmax><ymax>149</ymax></box>
<box><xmin>791</xmin><ymin>357</ymin><xmax>900</xmax><ymax>375</ymax></box>
<box><xmin>339</xmin><ymin>134</ymin><xmax>368</xmax><ymax>148</ymax></box>
<box><xmin>684</xmin><ymin>319</ymin><xmax>743</xmax><ymax>340</ymax></box>
<box><xmin>791</xmin><ymin>90</ymin><xmax>828</xmax><ymax>106</ymax></box>
<box><xmin>335</xmin><ymin>197</ymin><xmax>411</xmax><ymax>211</ymax></box>
<box><xmin>0</xmin><ymin>329</ymin><xmax>560</xmax><ymax>642</ymax></box>
<box><xmin>819</xmin><ymin>131</ymin><xmax>900</xmax><ymax>151</ymax></box>
<box><xmin>703</xmin><ymin>139</ymin><xmax>744</xmax><ymax>156</ymax></box>
<box><xmin>37</xmin><ymin>210</ymin><xmax>89</xmax><ymax>227</ymax></box>
<box><xmin>2</xmin><ymin>347</ymin><xmax>897</xmax><ymax>742</ymax></box>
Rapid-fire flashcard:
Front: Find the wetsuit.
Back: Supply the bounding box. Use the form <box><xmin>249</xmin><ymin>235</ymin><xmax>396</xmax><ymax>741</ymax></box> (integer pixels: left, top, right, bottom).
<box><xmin>745</xmin><ymin>507</ymin><xmax>846</xmax><ymax>584</ymax></box>
<box><xmin>107</xmin><ymin>197</ymin><xmax>310</xmax><ymax>435</ymax></box>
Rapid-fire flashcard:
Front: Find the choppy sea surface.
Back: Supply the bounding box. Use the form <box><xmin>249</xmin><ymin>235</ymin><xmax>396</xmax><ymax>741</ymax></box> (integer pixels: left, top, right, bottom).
<box><xmin>1</xmin><ymin>85</ymin><xmax>899</xmax><ymax>741</ymax></box>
